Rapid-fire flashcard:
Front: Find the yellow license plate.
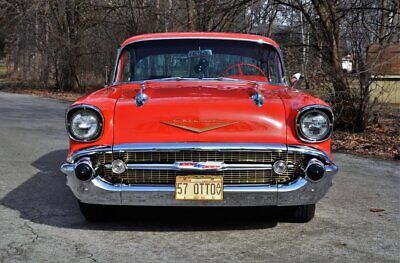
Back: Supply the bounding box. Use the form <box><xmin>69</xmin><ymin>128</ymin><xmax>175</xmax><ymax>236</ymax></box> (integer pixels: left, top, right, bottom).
<box><xmin>175</xmin><ymin>176</ymin><xmax>224</xmax><ymax>201</ymax></box>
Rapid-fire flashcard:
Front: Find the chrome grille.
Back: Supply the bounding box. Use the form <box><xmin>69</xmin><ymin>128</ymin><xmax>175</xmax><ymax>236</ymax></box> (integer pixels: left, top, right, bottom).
<box><xmin>95</xmin><ymin>151</ymin><xmax>305</xmax><ymax>185</ymax></box>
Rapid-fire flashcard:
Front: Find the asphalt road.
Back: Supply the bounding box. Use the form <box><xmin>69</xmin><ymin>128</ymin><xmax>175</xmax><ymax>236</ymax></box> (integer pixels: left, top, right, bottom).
<box><xmin>0</xmin><ymin>92</ymin><xmax>399</xmax><ymax>263</ymax></box>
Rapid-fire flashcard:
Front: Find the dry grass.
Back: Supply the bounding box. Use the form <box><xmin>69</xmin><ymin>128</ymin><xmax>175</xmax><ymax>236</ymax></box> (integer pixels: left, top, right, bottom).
<box><xmin>369</xmin><ymin>80</ymin><xmax>400</xmax><ymax>104</ymax></box>
<box><xmin>0</xmin><ymin>64</ymin><xmax>7</xmax><ymax>79</ymax></box>
<box><xmin>0</xmin><ymin>85</ymin><xmax>86</xmax><ymax>102</ymax></box>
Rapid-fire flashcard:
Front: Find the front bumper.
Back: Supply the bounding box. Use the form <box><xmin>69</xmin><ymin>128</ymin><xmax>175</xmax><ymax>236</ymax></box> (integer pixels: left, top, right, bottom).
<box><xmin>60</xmin><ymin>143</ymin><xmax>338</xmax><ymax>207</ymax></box>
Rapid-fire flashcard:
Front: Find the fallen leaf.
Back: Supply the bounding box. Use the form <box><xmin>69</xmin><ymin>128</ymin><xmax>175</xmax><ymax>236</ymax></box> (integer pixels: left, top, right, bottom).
<box><xmin>369</xmin><ymin>208</ymin><xmax>385</xmax><ymax>213</ymax></box>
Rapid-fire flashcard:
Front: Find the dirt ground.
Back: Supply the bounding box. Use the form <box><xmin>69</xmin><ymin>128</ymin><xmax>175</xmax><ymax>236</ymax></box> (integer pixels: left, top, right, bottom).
<box><xmin>332</xmin><ymin>104</ymin><xmax>399</xmax><ymax>160</ymax></box>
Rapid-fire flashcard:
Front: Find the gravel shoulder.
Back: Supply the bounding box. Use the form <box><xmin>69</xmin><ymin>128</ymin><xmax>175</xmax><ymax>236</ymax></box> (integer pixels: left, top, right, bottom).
<box><xmin>0</xmin><ymin>92</ymin><xmax>399</xmax><ymax>262</ymax></box>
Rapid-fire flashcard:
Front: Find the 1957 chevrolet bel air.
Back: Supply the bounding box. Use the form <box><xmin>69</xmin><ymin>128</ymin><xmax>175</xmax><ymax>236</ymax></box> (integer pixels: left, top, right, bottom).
<box><xmin>61</xmin><ymin>32</ymin><xmax>338</xmax><ymax>222</ymax></box>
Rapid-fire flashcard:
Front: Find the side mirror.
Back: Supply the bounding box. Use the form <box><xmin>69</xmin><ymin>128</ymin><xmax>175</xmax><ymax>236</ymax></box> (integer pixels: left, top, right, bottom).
<box><xmin>290</xmin><ymin>73</ymin><xmax>303</xmax><ymax>89</ymax></box>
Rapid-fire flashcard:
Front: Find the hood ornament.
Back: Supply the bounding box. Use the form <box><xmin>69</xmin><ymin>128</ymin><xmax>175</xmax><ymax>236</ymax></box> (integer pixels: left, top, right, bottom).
<box><xmin>161</xmin><ymin>119</ymin><xmax>237</xmax><ymax>133</ymax></box>
<box><xmin>251</xmin><ymin>83</ymin><xmax>264</xmax><ymax>107</ymax></box>
<box><xmin>135</xmin><ymin>82</ymin><xmax>149</xmax><ymax>107</ymax></box>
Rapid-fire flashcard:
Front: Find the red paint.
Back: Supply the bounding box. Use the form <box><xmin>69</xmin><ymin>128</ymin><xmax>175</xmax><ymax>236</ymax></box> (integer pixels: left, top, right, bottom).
<box><xmin>113</xmin><ymin>82</ymin><xmax>287</xmax><ymax>144</ymax></box>
<box><xmin>66</xmin><ymin>33</ymin><xmax>333</xmax><ymax>160</ymax></box>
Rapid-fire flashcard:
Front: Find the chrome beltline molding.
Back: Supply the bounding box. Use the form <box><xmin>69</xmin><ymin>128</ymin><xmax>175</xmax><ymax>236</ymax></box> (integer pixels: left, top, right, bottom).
<box><xmin>66</xmin><ymin>143</ymin><xmax>332</xmax><ymax>164</ymax></box>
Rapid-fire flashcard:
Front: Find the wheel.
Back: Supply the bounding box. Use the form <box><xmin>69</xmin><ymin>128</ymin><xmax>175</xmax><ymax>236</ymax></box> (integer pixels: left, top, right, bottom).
<box><xmin>78</xmin><ymin>200</ymin><xmax>114</xmax><ymax>222</ymax></box>
<box><xmin>289</xmin><ymin>204</ymin><xmax>316</xmax><ymax>223</ymax></box>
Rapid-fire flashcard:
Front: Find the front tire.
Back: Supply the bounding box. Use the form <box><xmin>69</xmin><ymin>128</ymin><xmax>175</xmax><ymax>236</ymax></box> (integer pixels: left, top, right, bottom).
<box><xmin>289</xmin><ymin>204</ymin><xmax>316</xmax><ymax>223</ymax></box>
<box><xmin>78</xmin><ymin>200</ymin><xmax>114</xmax><ymax>222</ymax></box>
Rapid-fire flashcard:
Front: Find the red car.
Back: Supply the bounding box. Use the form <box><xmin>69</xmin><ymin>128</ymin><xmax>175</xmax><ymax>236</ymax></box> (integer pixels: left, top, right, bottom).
<box><xmin>61</xmin><ymin>32</ymin><xmax>338</xmax><ymax>222</ymax></box>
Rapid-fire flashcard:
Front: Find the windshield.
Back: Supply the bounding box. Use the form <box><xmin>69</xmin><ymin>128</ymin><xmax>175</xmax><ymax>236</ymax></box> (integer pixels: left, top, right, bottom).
<box><xmin>115</xmin><ymin>39</ymin><xmax>285</xmax><ymax>83</ymax></box>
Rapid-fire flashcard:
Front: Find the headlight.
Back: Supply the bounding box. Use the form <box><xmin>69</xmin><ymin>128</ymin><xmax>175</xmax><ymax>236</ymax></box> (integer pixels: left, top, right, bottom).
<box><xmin>296</xmin><ymin>106</ymin><xmax>333</xmax><ymax>142</ymax></box>
<box><xmin>67</xmin><ymin>106</ymin><xmax>103</xmax><ymax>142</ymax></box>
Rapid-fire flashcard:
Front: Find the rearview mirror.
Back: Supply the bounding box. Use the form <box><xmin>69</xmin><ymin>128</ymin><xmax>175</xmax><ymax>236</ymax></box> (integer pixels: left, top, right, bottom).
<box><xmin>188</xmin><ymin>49</ymin><xmax>213</xmax><ymax>58</ymax></box>
<box><xmin>290</xmin><ymin>73</ymin><xmax>303</xmax><ymax>89</ymax></box>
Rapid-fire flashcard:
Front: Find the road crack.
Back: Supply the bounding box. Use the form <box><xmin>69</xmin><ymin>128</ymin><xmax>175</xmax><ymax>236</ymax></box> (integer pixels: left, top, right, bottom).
<box><xmin>23</xmin><ymin>222</ymin><xmax>39</xmax><ymax>243</ymax></box>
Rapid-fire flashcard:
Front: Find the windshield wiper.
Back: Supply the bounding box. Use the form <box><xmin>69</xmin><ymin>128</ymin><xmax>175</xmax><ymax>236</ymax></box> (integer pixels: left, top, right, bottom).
<box><xmin>216</xmin><ymin>77</ymin><xmax>253</xmax><ymax>83</ymax></box>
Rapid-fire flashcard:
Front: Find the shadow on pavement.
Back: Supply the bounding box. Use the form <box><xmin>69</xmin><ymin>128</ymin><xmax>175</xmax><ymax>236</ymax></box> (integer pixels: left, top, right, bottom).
<box><xmin>1</xmin><ymin>149</ymin><xmax>303</xmax><ymax>231</ymax></box>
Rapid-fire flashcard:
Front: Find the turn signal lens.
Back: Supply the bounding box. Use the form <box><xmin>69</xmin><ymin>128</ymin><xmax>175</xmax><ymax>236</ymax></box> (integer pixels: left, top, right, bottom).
<box><xmin>273</xmin><ymin>160</ymin><xmax>287</xmax><ymax>175</ymax></box>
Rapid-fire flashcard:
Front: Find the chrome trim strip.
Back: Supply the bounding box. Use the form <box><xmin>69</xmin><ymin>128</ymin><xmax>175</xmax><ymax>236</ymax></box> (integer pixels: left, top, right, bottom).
<box><xmin>123</xmin><ymin>36</ymin><xmax>276</xmax><ymax>47</ymax></box>
<box><xmin>287</xmin><ymin>145</ymin><xmax>332</xmax><ymax>163</ymax></box>
<box><xmin>105</xmin><ymin>163</ymin><xmax>175</xmax><ymax>170</ymax></box>
<box><xmin>60</xmin><ymin>163</ymin><xmax>75</xmax><ymax>176</ymax></box>
<box><xmin>65</xmin><ymin>104</ymin><xmax>105</xmax><ymax>143</ymax></box>
<box><xmin>326</xmin><ymin>163</ymin><xmax>338</xmax><ymax>176</ymax></box>
<box><xmin>67</xmin><ymin>146</ymin><xmax>112</xmax><ymax>163</ymax></box>
<box><xmin>111</xmin><ymin>47</ymin><xmax>122</xmax><ymax>87</ymax></box>
<box><xmin>113</xmin><ymin>143</ymin><xmax>288</xmax><ymax>152</ymax></box>
<box><xmin>113</xmin><ymin>78</ymin><xmax>288</xmax><ymax>86</ymax></box>
<box><xmin>224</xmin><ymin>163</ymin><xmax>273</xmax><ymax>170</ymax></box>
<box><xmin>92</xmin><ymin>176</ymin><xmax>279</xmax><ymax>192</ymax></box>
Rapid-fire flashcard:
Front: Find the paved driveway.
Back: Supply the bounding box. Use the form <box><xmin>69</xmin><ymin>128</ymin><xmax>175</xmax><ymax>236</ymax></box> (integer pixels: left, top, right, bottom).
<box><xmin>0</xmin><ymin>92</ymin><xmax>399</xmax><ymax>262</ymax></box>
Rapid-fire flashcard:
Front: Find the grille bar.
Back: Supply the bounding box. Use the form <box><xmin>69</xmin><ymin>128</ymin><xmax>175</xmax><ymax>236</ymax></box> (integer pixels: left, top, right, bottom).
<box><xmin>112</xmin><ymin>151</ymin><xmax>300</xmax><ymax>163</ymax></box>
<box><xmin>104</xmin><ymin>163</ymin><xmax>275</xmax><ymax>170</ymax></box>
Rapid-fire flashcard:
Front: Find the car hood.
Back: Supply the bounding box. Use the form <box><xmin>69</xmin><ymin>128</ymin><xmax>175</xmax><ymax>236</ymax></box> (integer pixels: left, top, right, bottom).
<box><xmin>112</xmin><ymin>82</ymin><xmax>287</xmax><ymax>144</ymax></box>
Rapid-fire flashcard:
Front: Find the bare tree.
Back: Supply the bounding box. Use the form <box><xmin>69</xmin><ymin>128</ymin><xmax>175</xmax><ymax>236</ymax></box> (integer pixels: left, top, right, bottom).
<box><xmin>275</xmin><ymin>0</ymin><xmax>399</xmax><ymax>131</ymax></box>
<box><xmin>0</xmin><ymin>0</ymin><xmax>398</xmax><ymax>131</ymax></box>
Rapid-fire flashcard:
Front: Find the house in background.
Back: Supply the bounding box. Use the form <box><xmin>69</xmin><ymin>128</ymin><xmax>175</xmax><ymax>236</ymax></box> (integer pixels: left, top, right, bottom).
<box><xmin>342</xmin><ymin>55</ymin><xmax>353</xmax><ymax>73</ymax></box>
<box><xmin>368</xmin><ymin>43</ymin><xmax>400</xmax><ymax>78</ymax></box>
<box><xmin>367</xmin><ymin>43</ymin><xmax>400</xmax><ymax>104</ymax></box>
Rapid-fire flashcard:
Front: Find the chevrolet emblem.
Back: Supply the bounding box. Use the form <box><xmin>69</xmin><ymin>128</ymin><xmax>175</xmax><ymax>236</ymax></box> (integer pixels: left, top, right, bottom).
<box><xmin>161</xmin><ymin>119</ymin><xmax>237</xmax><ymax>133</ymax></box>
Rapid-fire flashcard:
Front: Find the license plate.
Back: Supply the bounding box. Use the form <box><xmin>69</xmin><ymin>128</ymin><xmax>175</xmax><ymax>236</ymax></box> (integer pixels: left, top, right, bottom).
<box><xmin>175</xmin><ymin>176</ymin><xmax>224</xmax><ymax>201</ymax></box>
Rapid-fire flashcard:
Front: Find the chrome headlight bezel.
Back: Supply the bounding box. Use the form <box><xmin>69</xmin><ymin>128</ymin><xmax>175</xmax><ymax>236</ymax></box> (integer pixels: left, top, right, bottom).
<box><xmin>295</xmin><ymin>105</ymin><xmax>333</xmax><ymax>143</ymax></box>
<box><xmin>66</xmin><ymin>105</ymin><xmax>104</xmax><ymax>142</ymax></box>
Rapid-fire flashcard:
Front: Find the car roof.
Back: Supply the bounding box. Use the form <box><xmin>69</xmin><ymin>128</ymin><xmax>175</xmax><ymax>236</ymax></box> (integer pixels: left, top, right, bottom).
<box><xmin>121</xmin><ymin>32</ymin><xmax>280</xmax><ymax>48</ymax></box>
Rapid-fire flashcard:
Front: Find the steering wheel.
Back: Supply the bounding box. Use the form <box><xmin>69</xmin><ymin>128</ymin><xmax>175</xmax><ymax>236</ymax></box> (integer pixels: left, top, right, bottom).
<box><xmin>222</xmin><ymin>63</ymin><xmax>267</xmax><ymax>81</ymax></box>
